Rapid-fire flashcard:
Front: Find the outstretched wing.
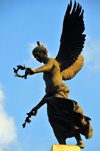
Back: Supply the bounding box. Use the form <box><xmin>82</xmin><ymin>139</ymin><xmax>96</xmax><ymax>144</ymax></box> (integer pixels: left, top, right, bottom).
<box><xmin>61</xmin><ymin>55</ymin><xmax>84</xmax><ymax>80</ymax></box>
<box><xmin>55</xmin><ymin>0</ymin><xmax>86</xmax><ymax>73</ymax></box>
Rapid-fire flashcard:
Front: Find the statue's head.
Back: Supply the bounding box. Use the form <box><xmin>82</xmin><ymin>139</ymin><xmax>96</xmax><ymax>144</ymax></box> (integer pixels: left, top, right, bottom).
<box><xmin>32</xmin><ymin>45</ymin><xmax>48</xmax><ymax>63</ymax></box>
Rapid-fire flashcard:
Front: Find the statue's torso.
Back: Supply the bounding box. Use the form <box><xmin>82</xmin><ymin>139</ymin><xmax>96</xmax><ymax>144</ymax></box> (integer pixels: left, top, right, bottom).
<box><xmin>43</xmin><ymin>58</ymin><xmax>62</xmax><ymax>93</ymax></box>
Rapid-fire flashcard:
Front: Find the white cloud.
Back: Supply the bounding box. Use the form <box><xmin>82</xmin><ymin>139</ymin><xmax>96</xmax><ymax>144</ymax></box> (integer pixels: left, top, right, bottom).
<box><xmin>28</xmin><ymin>42</ymin><xmax>37</xmax><ymax>61</ymax></box>
<box><xmin>0</xmin><ymin>84</ymin><xmax>22</xmax><ymax>151</ymax></box>
<box><xmin>28</xmin><ymin>42</ymin><xmax>37</xmax><ymax>54</ymax></box>
<box><xmin>23</xmin><ymin>42</ymin><xmax>37</xmax><ymax>67</ymax></box>
<box><xmin>83</xmin><ymin>36</ymin><xmax>100</xmax><ymax>71</ymax></box>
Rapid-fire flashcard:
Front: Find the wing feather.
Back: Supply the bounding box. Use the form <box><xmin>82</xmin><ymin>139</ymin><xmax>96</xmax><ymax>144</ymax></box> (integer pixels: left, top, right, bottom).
<box><xmin>55</xmin><ymin>0</ymin><xmax>85</xmax><ymax>72</ymax></box>
<box><xmin>61</xmin><ymin>55</ymin><xmax>84</xmax><ymax>80</ymax></box>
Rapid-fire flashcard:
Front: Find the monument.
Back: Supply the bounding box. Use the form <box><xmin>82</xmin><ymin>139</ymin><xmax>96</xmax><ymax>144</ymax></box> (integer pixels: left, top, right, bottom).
<box><xmin>13</xmin><ymin>0</ymin><xmax>93</xmax><ymax>149</ymax></box>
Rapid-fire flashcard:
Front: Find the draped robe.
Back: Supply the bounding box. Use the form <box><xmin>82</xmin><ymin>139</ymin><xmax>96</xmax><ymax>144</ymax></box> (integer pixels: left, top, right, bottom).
<box><xmin>45</xmin><ymin>83</ymin><xmax>93</xmax><ymax>140</ymax></box>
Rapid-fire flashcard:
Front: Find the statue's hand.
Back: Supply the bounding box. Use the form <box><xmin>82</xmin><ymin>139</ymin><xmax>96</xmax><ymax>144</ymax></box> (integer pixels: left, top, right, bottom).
<box><xmin>31</xmin><ymin>107</ymin><xmax>38</xmax><ymax>116</ymax></box>
<box><xmin>27</xmin><ymin>107</ymin><xmax>38</xmax><ymax>117</ymax></box>
<box><xmin>25</xmin><ymin>68</ymin><xmax>36</xmax><ymax>75</ymax></box>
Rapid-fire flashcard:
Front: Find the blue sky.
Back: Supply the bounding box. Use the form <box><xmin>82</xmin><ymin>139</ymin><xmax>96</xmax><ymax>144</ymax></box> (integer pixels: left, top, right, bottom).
<box><xmin>0</xmin><ymin>0</ymin><xmax>100</xmax><ymax>150</ymax></box>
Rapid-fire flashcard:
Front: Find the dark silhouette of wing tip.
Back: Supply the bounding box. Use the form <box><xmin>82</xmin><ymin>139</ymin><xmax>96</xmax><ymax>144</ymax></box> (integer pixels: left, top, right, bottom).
<box><xmin>55</xmin><ymin>0</ymin><xmax>85</xmax><ymax>72</ymax></box>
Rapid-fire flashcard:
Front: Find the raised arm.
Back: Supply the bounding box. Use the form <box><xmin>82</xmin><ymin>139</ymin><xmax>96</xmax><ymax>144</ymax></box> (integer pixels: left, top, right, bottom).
<box><xmin>25</xmin><ymin>58</ymin><xmax>53</xmax><ymax>76</ymax></box>
<box><xmin>33</xmin><ymin>58</ymin><xmax>53</xmax><ymax>73</ymax></box>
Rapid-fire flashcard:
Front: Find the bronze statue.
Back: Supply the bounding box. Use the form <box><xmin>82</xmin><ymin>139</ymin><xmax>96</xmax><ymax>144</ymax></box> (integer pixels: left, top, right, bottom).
<box><xmin>13</xmin><ymin>0</ymin><xmax>93</xmax><ymax>149</ymax></box>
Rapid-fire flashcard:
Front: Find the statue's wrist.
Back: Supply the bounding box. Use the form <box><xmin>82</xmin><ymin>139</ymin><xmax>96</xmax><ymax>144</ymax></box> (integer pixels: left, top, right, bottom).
<box><xmin>34</xmin><ymin>69</ymin><xmax>36</xmax><ymax>73</ymax></box>
<box><xmin>31</xmin><ymin>69</ymin><xmax>36</xmax><ymax>73</ymax></box>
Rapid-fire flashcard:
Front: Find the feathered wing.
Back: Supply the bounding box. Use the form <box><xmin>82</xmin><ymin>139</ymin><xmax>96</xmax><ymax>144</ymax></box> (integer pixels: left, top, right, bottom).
<box><xmin>61</xmin><ymin>55</ymin><xmax>84</xmax><ymax>80</ymax></box>
<box><xmin>55</xmin><ymin>0</ymin><xmax>86</xmax><ymax>79</ymax></box>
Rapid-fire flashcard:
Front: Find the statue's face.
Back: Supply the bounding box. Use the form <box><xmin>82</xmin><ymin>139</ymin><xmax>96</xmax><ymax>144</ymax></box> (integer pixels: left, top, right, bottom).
<box><xmin>35</xmin><ymin>50</ymin><xmax>46</xmax><ymax>63</ymax></box>
<box><xmin>32</xmin><ymin>46</ymin><xmax>48</xmax><ymax>63</ymax></box>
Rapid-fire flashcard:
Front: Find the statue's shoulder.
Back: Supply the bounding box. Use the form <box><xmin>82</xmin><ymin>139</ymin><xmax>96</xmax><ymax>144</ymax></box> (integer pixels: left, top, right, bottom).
<box><xmin>49</xmin><ymin>58</ymin><xmax>58</xmax><ymax>63</ymax></box>
<box><xmin>48</xmin><ymin>58</ymin><xmax>60</xmax><ymax>69</ymax></box>
<box><xmin>48</xmin><ymin>58</ymin><xmax>55</xmax><ymax>61</ymax></box>
<box><xmin>48</xmin><ymin>58</ymin><xmax>56</xmax><ymax>64</ymax></box>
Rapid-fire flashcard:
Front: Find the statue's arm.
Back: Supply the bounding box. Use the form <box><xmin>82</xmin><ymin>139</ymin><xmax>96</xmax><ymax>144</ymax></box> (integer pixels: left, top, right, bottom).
<box><xmin>24</xmin><ymin>58</ymin><xmax>53</xmax><ymax>77</ymax></box>
<box><xmin>33</xmin><ymin>58</ymin><xmax>53</xmax><ymax>73</ymax></box>
<box><xmin>34</xmin><ymin>95</ymin><xmax>46</xmax><ymax>110</ymax></box>
<box><xmin>22</xmin><ymin>95</ymin><xmax>47</xmax><ymax>128</ymax></box>
<box><xmin>27</xmin><ymin>95</ymin><xmax>47</xmax><ymax>117</ymax></box>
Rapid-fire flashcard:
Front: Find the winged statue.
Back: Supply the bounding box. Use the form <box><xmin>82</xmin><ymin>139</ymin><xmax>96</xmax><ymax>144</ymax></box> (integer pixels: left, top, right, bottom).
<box><xmin>13</xmin><ymin>0</ymin><xmax>93</xmax><ymax>149</ymax></box>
